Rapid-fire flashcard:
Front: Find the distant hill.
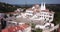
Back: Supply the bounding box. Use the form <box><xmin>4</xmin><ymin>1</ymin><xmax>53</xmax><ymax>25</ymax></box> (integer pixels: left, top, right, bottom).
<box><xmin>14</xmin><ymin>4</ymin><xmax>60</xmax><ymax>12</ymax></box>
<box><xmin>0</xmin><ymin>2</ymin><xmax>20</xmax><ymax>13</ymax></box>
<box><xmin>0</xmin><ymin>2</ymin><xmax>60</xmax><ymax>12</ymax></box>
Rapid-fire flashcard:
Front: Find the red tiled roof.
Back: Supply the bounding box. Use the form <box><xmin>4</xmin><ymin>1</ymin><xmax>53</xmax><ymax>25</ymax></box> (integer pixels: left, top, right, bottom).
<box><xmin>58</xmin><ymin>28</ymin><xmax>60</xmax><ymax>32</ymax></box>
<box><xmin>2</xmin><ymin>28</ymin><xmax>9</xmax><ymax>32</ymax></box>
<box><xmin>2</xmin><ymin>23</ymin><xmax>29</xmax><ymax>32</ymax></box>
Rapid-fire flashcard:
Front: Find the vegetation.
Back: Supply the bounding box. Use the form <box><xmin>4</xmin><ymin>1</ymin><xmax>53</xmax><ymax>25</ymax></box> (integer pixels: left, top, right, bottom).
<box><xmin>31</xmin><ymin>23</ymin><xmax>36</xmax><ymax>28</ymax></box>
<box><xmin>35</xmin><ymin>29</ymin><xmax>42</xmax><ymax>32</ymax></box>
<box><xmin>46</xmin><ymin>5</ymin><xmax>60</xmax><ymax>24</ymax></box>
<box><xmin>31</xmin><ymin>23</ymin><xmax>42</xmax><ymax>32</ymax></box>
<box><xmin>0</xmin><ymin>2</ymin><xmax>19</xmax><ymax>13</ymax></box>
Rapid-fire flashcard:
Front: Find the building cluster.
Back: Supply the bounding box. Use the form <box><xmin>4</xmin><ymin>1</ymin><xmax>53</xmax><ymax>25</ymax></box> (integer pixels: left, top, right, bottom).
<box><xmin>0</xmin><ymin>2</ymin><xmax>60</xmax><ymax>32</ymax></box>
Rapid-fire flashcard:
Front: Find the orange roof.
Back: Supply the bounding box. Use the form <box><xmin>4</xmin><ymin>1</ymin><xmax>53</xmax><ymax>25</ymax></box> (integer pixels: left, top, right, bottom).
<box><xmin>2</xmin><ymin>23</ymin><xmax>29</xmax><ymax>32</ymax></box>
<box><xmin>2</xmin><ymin>28</ymin><xmax>9</xmax><ymax>32</ymax></box>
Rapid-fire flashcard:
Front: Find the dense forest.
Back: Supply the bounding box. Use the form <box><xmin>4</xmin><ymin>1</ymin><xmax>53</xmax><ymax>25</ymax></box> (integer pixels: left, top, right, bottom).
<box><xmin>0</xmin><ymin>2</ymin><xmax>19</xmax><ymax>12</ymax></box>
<box><xmin>0</xmin><ymin>2</ymin><xmax>60</xmax><ymax>24</ymax></box>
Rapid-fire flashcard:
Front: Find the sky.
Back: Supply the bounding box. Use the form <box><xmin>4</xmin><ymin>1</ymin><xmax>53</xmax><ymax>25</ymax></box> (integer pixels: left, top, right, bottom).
<box><xmin>0</xmin><ymin>0</ymin><xmax>60</xmax><ymax>5</ymax></box>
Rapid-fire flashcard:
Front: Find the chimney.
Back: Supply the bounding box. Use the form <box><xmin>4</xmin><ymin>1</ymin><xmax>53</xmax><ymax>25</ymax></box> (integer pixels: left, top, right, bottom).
<box><xmin>40</xmin><ymin>2</ymin><xmax>46</xmax><ymax>11</ymax></box>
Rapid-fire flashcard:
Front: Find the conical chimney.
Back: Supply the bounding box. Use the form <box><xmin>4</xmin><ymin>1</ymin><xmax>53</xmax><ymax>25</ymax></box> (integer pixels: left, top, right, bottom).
<box><xmin>40</xmin><ymin>2</ymin><xmax>46</xmax><ymax>11</ymax></box>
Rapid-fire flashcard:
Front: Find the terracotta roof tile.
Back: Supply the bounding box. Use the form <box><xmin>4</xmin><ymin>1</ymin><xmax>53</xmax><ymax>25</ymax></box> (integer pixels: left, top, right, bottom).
<box><xmin>2</xmin><ymin>23</ymin><xmax>29</xmax><ymax>32</ymax></box>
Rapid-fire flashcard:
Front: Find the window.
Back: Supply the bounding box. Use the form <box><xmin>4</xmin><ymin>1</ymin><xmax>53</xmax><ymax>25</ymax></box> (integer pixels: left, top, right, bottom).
<box><xmin>44</xmin><ymin>16</ymin><xmax>45</xmax><ymax>18</ymax></box>
<box><xmin>46</xmin><ymin>17</ymin><xmax>48</xmax><ymax>18</ymax></box>
<box><xmin>50</xmin><ymin>14</ymin><xmax>52</xmax><ymax>16</ymax></box>
<box><xmin>44</xmin><ymin>13</ymin><xmax>45</xmax><ymax>15</ymax></box>
<box><xmin>49</xmin><ymin>17</ymin><xmax>52</xmax><ymax>20</ymax></box>
<box><xmin>45</xmin><ymin>19</ymin><xmax>46</xmax><ymax>21</ymax></box>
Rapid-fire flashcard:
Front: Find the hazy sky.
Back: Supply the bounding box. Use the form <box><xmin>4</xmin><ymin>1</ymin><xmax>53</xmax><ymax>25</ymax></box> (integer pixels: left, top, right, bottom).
<box><xmin>0</xmin><ymin>0</ymin><xmax>60</xmax><ymax>4</ymax></box>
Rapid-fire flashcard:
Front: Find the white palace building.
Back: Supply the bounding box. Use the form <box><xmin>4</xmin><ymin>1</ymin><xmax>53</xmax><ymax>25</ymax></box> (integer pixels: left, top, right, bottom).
<box><xmin>23</xmin><ymin>2</ymin><xmax>55</xmax><ymax>30</ymax></box>
<box><xmin>24</xmin><ymin>2</ymin><xmax>55</xmax><ymax>23</ymax></box>
<box><xmin>1</xmin><ymin>2</ymin><xmax>59</xmax><ymax>32</ymax></box>
<box><xmin>5</xmin><ymin>2</ymin><xmax>55</xmax><ymax>30</ymax></box>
